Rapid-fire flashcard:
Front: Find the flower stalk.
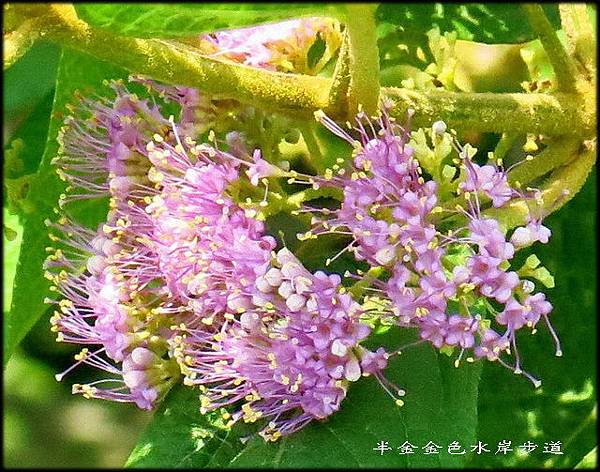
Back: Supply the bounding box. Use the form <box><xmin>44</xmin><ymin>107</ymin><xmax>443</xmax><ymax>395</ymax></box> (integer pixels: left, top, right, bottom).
<box><xmin>385</xmin><ymin>87</ymin><xmax>593</xmax><ymax>136</ymax></box>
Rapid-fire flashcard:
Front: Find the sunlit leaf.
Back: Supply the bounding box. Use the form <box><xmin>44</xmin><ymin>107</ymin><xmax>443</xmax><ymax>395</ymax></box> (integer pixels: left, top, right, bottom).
<box><xmin>75</xmin><ymin>3</ymin><xmax>341</xmax><ymax>38</ymax></box>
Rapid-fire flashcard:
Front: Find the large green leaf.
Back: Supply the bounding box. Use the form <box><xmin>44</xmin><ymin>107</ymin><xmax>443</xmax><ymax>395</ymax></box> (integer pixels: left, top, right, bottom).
<box><xmin>3</xmin><ymin>41</ymin><xmax>60</xmax><ymax>122</ymax></box>
<box><xmin>3</xmin><ymin>91</ymin><xmax>55</xmax><ymax>317</ymax></box>
<box><xmin>3</xmin><ymin>50</ymin><xmax>128</xmax><ymax>367</ymax></box>
<box><xmin>74</xmin><ymin>3</ymin><xmax>340</xmax><ymax>39</ymax></box>
<box><xmin>126</xmin><ymin>385</ymin><xmax>248</xmax><ymax>468</ymax></box>
<box><xmin>127</xmin><ymin>328</ymin><xmax>481</xmax><ymax>468</ymax></box>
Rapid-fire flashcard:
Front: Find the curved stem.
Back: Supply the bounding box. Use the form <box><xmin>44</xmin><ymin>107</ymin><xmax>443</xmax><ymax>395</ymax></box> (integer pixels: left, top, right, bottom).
<box><xmin>558</xmin><ymin>4</ymin><xmax>596</xmax><ymax>78</ymax></box>
<box><xmin>507</xmin><ymin>137</ymin><xmax>580</xmax><ymax>185</ymax></box>
<box><xmin>485</xmin><ymin>138</ymin><xmax>596</xmax><ymax>229</ymax></box>
<box><xmin>298</xmin><ymin>122</ymin><xmax>323</xmax><ymax>173</ymax></box>
<box><xmin>327</xmin><ymin>30</ymin><xmax>351</xmax><ymax>117</ymax></box>
<box><xmin>3</xmin><ymin>18</ymin><xmax>40</xmax><ymax>70</ymax></box>
<box><xmin>40</xmin><ymin>4</ymin><xmax>332</xmax><ymax>115</ymax></box>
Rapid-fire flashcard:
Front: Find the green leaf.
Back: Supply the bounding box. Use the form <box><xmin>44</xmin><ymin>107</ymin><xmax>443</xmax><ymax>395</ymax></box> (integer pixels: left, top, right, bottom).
<box><xmin>575</xmin><ymin>447</ymin><xmax>597</xmax><ymax>469</ymax></box>
<box><xmin>3</xmin><ymin>41</ymin><xmax>60</xmax><ymax>121</ymax></box>
<box><xmin>125</xmin><ymin>385</ymin><xmax>246</xmax><ymax>468</ymax></box>
<box><xmin>4</xmin><ymin>90</ymin><xmax>55</xmax><ymax>179</ymax></box>
<box><xmin>3</xmin><ymin>50</ymin><xmax>128</xmax><ymax>368</ymax></box>
<box><xmin>75</xmin><ymin>3</ymin><xmax>340</xmax><ymax>39</ymax></box>
<box><xmin>307</xmin><ymin>34</ymin><xmax>327</xmax><ymax>70</ymax></box>
<box><xmin>228</xmin><ymin>329</ymin><xmax>481</xmax><ymax>468</ymax></box>
<box><xmin>376</xmin><ymin>3</ymin><xmax>561</xmax><ymax>44</ymax></box>
<box><xmin>3</xmin><ymin>210</ymin><xmax>24</xmax><ymax>311</ymax></box>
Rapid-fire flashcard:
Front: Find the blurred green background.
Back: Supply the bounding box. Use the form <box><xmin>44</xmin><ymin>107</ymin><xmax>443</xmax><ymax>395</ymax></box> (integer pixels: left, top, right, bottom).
<box><xmin>3</xmin><ymin>36</ymin><xmax>597</xmax><ymax>468</ymax></box>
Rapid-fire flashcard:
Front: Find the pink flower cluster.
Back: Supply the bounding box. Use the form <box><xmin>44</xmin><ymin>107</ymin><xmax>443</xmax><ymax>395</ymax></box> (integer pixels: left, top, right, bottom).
<box><xmin>46</xmin><ymin>79</ymin><xmax>389</xmax><ymax>440</ymax></box>
<box><xmin>294</xmin><ymin>104</ymin><xmax>561</xmax><ymax>387</ymax></box>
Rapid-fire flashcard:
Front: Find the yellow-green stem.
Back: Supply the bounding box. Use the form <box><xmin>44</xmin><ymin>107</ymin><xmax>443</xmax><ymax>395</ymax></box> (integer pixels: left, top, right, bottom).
<box><xmin>385</xmin><ymin>87</ymin><xmax>592</xmax><ymax>136</ymax></box>
<box><xmin>12</xmin><ymin>3</ymin><xmax>595</xmax><ymax>138</ymax></box>
<box><xmin>40</xmin><ymin>4</ymin><xmax>332</xmax><ymax>115</ymax></box>
<box><xmin>486</xmin><ymin>139</ymin><xmax>596</xmax><ymax>229</ymax></box>
<box><xmin>523</xmin><ymin>4</ymin><xmax>577</xmax><ymax>91</ymax></box>
<box><xmin>558</xmin><ymin>4</ymin><xmax>596</xmax><ymax>78</ymax></box>
<box><xmin>343</xmin><ymin>4</ymin><xmax>380</xmax><ymax>116</ymax></box>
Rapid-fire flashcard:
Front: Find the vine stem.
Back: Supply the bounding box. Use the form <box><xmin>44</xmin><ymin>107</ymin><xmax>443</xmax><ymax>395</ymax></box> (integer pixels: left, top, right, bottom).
<box><xmin>558</xmin><ymin>4</ymin><xmax>596</xmax><ymax>78</ymax></box>
<box><xmin>10</xmin><ymin>3</ymin><xmax>595</xmax><ymax>138</ymax></box>
<box><xmin>385</xmin><ymin>87</ymin><xmax>593</xmax><ymax>136</ymax></box>
<box><xmin>343</xmin><ymin>4</ymin><xmax>380</xmax><ymax>117</ymax></box>
<box><xmin>38</xmin><ymin>4</ymin><xmax>332</xmax><ymax>115</ymax></box>
<box><xmin>297</xmin><ymin>122</ymin><xmax>323</xmax><ymax>173</ymax></box>
<box><xmin>507</xmin><ymin>137</ymin><xmax>580</xmax><ymax>185</ymax></box>
<box><xmin>326</xmin><ymin>30</ymin><xmax>351</xmax><ymax>117</ymax></box>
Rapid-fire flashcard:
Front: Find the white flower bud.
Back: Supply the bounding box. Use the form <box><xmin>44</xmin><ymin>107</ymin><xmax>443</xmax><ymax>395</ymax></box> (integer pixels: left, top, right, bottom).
<box><xmin>374</xmin><ymin>246</ymin><xmax>396</xmax><ymax>266</ymax></box>
<box><xmin>389</xmin><ymin>223</ymin><xmax>402</xmax><ymax>238</ymax></box>
<box><xmin>331</xmin><ymin>339</ymin><xmax>348</xmax><ymax>357</ymax></box>
<box><xmin>131</xmin><ymin>347</ymin><xmax>156</xmax><ymax>367</ymax></box>
<box><xmin>276</xmin><ymin>248</ymin><xmax>295</xmax><ymax>265</ymax></box>
<box><xmin>293</xmin><ymin>276</ymin><xmax>312</xmax><ymax>294</ymax></box>
<box><xmin>227</xmin><ymin>294</ymin><xmax>251</xmax><ymax>312</ymax></box>
<box><xmin>281</xmin><ymin>262</ymin><xmax>303</xmax><ymax>279</ymax></box>
<box><xmin>344</xmin><ymin>352</ymin><xmax>362</xmax><ymax>382</ymax></box>
<box><xmin>251</xmin><ymin>294</ymin><xmax>270</xmax><ymax>307</ymax></box>
<box><xmin>264</xmin><ymin>268</ymin><xmax>283</xmax><ymax>287</ymax></box>
<box><xmin>278</xmin><ymin>281</ymin><xmax>294</xmax><ymax>298</ymax></box>
<box><xmin>522</xmin><ymin>280</ymin><xmax>535</xmax><ymax>293</ymax></box>
<box><xmin>510</xmin><ymin>227</ymin><xmax>532</xmax><ymax>247</ymax></box>
<box><xmin>286</xmin><ymin>294</ymin><xmax>306</xmax><ymax>312</ymax></box>
<box><xmin>432</xmin><ymin>120</ymin><xmax>447</xmax><ymax>135</ymax></box>
<box><xmin>255</xmin><ymin>276</ymin><xmax>272</xmax><ymax>293</ymax></box>
<box><xmin>306</xmin><ymin>296</ymin><xmax>318</xmax><ymax>312</ymax></box>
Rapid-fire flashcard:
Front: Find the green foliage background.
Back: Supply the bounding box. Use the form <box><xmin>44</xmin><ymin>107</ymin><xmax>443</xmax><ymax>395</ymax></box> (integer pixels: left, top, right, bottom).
<box><xmin>3</xmin><ymin>3</ymin><xmax>597</xmax><ymax>468</ymax></box>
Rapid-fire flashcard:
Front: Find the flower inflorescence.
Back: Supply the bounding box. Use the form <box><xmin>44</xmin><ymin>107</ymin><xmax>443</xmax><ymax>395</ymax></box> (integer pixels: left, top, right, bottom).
<box><xmin>46</xmin><ymin>18</ymin><xmax>561</xmax><ymax>442</ymax></box>
<box><xmin>297</xmin><ymin>103</ymin><xmax>560</xmax><ymax>386</ymax></box>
